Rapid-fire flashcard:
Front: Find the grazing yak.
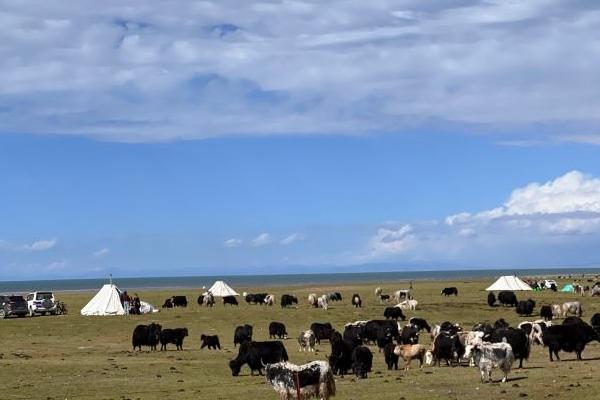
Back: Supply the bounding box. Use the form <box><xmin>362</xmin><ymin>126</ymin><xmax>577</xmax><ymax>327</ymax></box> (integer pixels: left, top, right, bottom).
<box><xmin>351</xmin><ymin>345</ymin><xmax>373</xmax><ymax>379</ymax></box>
<box><xmin>383</xmin><ymin>306</ymin><xmax>405</xmax><ymax>320</ymax></box>
<box><xmin>202</xmin><ymin>292</ymin><xmax>215</xmax><ymax>307</ymax></box>
<box><xmin>543</xmin><ymin>320</ymin><xmax>599</xmax><ymax>361</ymax></box>
<box><xmin>362</xmin><ymin>320</ymin><xmax>400</xmax><ymax>344</ymax></box>
<box><xmin>516</xmin><ymin>299</ymin><xmax>536</xmax><ymax>316</ymax></box>
<box><xmin>308</xmin><ymin>294</ymin><xmax>318</xmax><ymax>308</ymax></box>
<box><xmin>298</xmin><ymin>330</ymin><xmax>316</xmax><ymax>352</ymax></box>
<box><xmin>498</xmin><ymin>291</ymin><xmax>518</xmax><ymax>307</ymax></box>
<box><xmin>200</xmin><ymin>334</ymin><xmax>221</xmax><ymax>350</ymax></box>
<box><xmin>342</xmin><ymin>323</ymin><xmax>364</xmax><ymax>346</ymax></box>
<box><xmin>229</xmin><ymin>341</ymin><xmax>289</xmax><ymax>376</ymax></box>
<box><xmin>280</xmin><ymin>294</ymin><xmax>298</xmax><ymax>308</ymax></box>
<box><xmin>352</xmin><ymin>294</ymin><xmax>362</xmax><ymax>308</ymax></box>
<box><xmin>426</xmin><ymin>331</ymin><xmax>463</xmax><ymax>366</ymax></box>
<box><xmin>234</xmin><ymin>324</ymin><xmax>253</xmax><ymax>347</ymax></box>
<box><xmin>393</xmin><ymin>289</ymin><xmax>411</xmax><ymax>301</ymax></box>
<box><xmin>223</xmin><ymin>295</ymin><xmax>238</xmax><ymax>306</ymax></box>
<box><xmin>318</xmin><ymin>295</ymin><xmax>329</xmax><ymax>310</ymax></box>
<box><xmin>379</xmin><ymin>294</ymin><xmax>391</xmax><ymax>302</ymax></box>
<box><xmin>409</xmin><ymin>317</ymin><xmax>431</xmax><ymax>333</ymax></box>
<box><xmin>264</xmin><ymin>361</ymin><xmax>336</xmax><ymax>400</ymax></box>
<box><xmin>170</xmin><ymin>296</ymin><xmax>187</xmax><ymax>307</ymax></box>
<box><xmin>394</xmin><ymin>344</ymin><xmax>427</xmax><ymax>370</ymax></box>
<box><xmin>489</xmin><ymin>327</ymin><xmax>529</xmax><ymax>368</ymax></box>
<box><xmin>463</xmin><ymin>342</ymin><xmax>514</xmax><ymax>383</ymax></box>
<box><xmin>160</xmin><ymin>327</ymin><xmax>188</xmax><ymax>351</ymax></box>
<box><xmin>264</xmin><ymin>294</ymin><xmax>276</xmax><ymax>306</ymax></box>
<box><xmin>310</xmin><ymin>322</ymin><xmax>335</xmax><ymax>345</ymax></box>
<box><xmin>399</xmin><ymin>325</ymin><xmax>420</xmax><ymax>345</ymax></box>
<box><xmin>132</xmin><ymin>323</ymin><xmax>162</xmax><ymax>351</ymax></box>
<box><xmin>487</xmin><ymin>292</ymin><xmax>496</xmax><ymax>307</ymax></box>
<box><xmin>441</xmin><ymin>287</ymin><xmax>458</xmax><ymax>296</ymax></box>
<box><xmin>540</xmin><ymin>305</ymin><xmax>553</xmax><ymax>321</ymax></box>
<box><xmin>328</xmin><ymin>292</ymin><xmax>342</xmax><ymax>302</ymax></box>
<box><xmin>328</xmin><ymin>337</ymin><xmax>356</xmax><ymax>376</ymax></box>
<box><xmin>246</xmin><ymin>293</ymin><xmax>269</xmax><ymax>305</ymax></box>
<box><xmin>269</xmin><ymin>322</ymin><xmax>288</xmax><ymax>339</ymax></box>
<box><xmin>383</xmin><ymin>342</ymin><xmax>399</xmax><ymax>370</ymax></box>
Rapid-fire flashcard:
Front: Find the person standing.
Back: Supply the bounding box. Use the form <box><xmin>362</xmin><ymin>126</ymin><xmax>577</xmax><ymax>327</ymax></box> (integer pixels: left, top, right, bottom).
<box><xmin>133</xmin><ymin>293</ymin><xmax>141</xmax><ymax>315</ymax></box>
<box><xmin>122</xmin><ymin>291</ymin><xmax>130</xmax><ymax>315</ymax></box>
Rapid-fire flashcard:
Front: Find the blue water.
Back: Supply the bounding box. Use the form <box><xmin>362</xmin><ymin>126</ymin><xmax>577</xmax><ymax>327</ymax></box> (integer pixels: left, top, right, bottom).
<box><xmin>1</xmin><ymin>267</ymin><xmax>599</xmax><ymax>293</ymax></box>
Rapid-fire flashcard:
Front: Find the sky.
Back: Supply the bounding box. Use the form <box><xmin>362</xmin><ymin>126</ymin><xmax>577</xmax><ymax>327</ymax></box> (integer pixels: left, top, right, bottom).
<box><xmin>1</xmin><ymin>0</ymin><xmax>600</xmax><ymax>279</ymax></box>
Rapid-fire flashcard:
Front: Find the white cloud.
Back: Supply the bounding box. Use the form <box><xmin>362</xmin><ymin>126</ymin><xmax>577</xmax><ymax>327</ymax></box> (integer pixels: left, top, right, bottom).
<box><xmin>93</xmin><ymin>247</ymin><xmax>110</xmax><ymax>257</ymax></box>
<box><xmin>251</xmin><ymin>233</ymin><xmax>272</xmax><ymax>247</ymax></box>
<box><xmin>0</xmin><ymin>238</ymin><xmax>58</xmax><ymax>252</ymax></box>
<box><xmin>46</xmin><ymin>259</ymin><xmax>67</xmax><ymax>271</ymax></box>
<box><xmin>1</xmin><ymin>1</ymin><xmax>599</xmax><ymax>142</ymax></box>
<box><xmin>366</xmin><ymin>170</ymin><xmax>600</xmax><ymax>262</ymax></box>
<box><xmin>224</xmin><ymin>238</ymin><xmax>243</xmax><ymax>248</ymax></box>
<box><xmin>280</xmin><ymin>233</ymin><xmax>306</xmax><ymax>245</ymax></box>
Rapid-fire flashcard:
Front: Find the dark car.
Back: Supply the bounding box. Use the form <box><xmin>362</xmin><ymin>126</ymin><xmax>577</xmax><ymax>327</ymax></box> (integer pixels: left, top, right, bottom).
<box><xmin>0</xmin><ymin>295</ymin><xmax>28</xmax><ymax>318</ymax></box>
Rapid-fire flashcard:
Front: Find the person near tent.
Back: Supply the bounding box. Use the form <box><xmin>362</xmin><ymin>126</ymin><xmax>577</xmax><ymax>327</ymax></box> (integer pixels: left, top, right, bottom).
<box><xmin>121</xmin><ymin>291</ymin><xmax>131</xmax><ymax>315</ymax></box>
<box><xmin>132</xmin><ymin>293</ymin><xmax>141</xmax><ymax>315</ymax></box>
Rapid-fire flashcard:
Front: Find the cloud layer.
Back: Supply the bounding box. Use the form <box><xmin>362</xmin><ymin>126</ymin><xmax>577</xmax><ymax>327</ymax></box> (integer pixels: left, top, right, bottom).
<box><xmin>2</xmin><ymin>1</ymin><xmax>600</xmax><ymax>142</ymax></box>
<box><xmin>367</xmin><ymin>170</ymin><xmax>600</xmax><ymax>265</ymax></box>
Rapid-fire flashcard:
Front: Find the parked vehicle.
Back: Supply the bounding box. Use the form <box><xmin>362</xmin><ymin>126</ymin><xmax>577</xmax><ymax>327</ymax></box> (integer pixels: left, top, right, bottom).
<box><xmin>0</xmin><ymin>295</ymin><xmax>28</xmax><ymax>318</ymax></box>
<box><xmin>26</xmin><ymin>292</ymin><xmax>57</xmax><ymax>316</ymax></box>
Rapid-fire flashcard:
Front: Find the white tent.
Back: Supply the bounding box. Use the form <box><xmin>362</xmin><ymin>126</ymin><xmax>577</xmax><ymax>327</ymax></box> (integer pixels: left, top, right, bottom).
<box><xmin>80</xmin><ymin>284</ymin><xmax>125</xmax><ymax>316</ymax></box>
<box><xmin>486</xmin><ymin>275</ymin><xmax>533</xmax><ymax>291</ymax></box>
<box><xmin>207</xmin><ymin>280</ymin><xmax>239</xmax><ymax>297</ymax></box>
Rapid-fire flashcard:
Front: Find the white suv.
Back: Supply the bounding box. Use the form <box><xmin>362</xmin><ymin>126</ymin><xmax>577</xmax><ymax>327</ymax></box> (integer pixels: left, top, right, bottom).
<box><xmin>26</xmin><ymin>292</ymin><xmax>57</xmax><ymax>316</ymax></box>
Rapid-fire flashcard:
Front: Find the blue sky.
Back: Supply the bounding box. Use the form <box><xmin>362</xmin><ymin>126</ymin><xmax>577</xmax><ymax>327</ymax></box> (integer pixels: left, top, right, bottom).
<box><xmin>1</xmin><ymin>1</ymin><xmax>600</xmax><ymax>279</ymax></box>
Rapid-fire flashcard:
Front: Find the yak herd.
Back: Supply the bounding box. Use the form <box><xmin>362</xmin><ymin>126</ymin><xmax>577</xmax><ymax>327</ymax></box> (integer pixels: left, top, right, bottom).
<box><xmin>133</xmin><ymin>284</ymin><xmax>600</xmax><ymax>400</ymax></box>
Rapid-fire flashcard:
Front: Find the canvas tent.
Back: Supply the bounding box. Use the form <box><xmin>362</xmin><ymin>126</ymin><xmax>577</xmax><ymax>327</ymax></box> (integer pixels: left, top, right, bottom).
<box><xmin>486</xmin><ymin>275</ymin><xmax>532</xmax><ymax>291</ymax></box>
<box><xmin>207</xmin><ymin>280</ymin><xmax>239</xmax><ymax>297</ymax></box>
<box><xmin>80</xmin><ymin>284</ymin><xmax>125</xmax><ymax>316</ymax></box>
<box><xmin>560</xmin><ymin>284</ymin><xmax>574</xmax><ymax>292</ymax></box>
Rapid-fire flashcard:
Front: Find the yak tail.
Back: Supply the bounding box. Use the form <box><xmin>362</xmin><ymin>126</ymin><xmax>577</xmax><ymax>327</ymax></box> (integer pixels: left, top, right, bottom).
<box><xmin>323</xmin><ymin>369</ymin><xmax>336</xmax><ymax>399</ymax></box>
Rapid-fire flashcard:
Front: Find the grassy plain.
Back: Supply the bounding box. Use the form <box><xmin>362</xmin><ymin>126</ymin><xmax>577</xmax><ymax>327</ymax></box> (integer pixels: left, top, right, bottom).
<box><xmin>0</xmin><ymin>278</ymin><xmax>599</xmax><ymax>400</ymax></box>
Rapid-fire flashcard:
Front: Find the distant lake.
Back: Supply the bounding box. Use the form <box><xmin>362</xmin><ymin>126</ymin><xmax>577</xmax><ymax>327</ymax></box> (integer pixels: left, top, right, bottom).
<box><xmin>1</xmin><ymin>267</ymin><xmax>599</xmax><ymax>293</ymax></box>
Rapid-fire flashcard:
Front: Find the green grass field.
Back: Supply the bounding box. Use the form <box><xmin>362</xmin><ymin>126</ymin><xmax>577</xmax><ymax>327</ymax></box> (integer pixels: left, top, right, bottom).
<box><xmin>1</xmin><ymin>278</ymin><xmax>599</xmax><ymax>400</ymax></box>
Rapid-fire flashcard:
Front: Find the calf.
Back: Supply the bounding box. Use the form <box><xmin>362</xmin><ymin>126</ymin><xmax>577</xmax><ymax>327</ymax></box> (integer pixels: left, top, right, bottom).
<box><xmin>160</xmin><ymin>328</ymin><xmax>188</xmax><ymax>351</ymax></box>
<box><xmin>463</xmin><ymin>342</ymin><xmax>514</xmax><ymax>383</ymax></box>
<box><xmin>383</xmin><ymin>342</ymin><xmax>399</xmax><ymax>370</ymax></box>
<box><xmin>200</xmin><ymin>334</ymin><xmax>221</xmax><ymax>350</ymax></box>
<box><xmin>280</xmin><ymin>294</ymin><xmax>298</xmax><ymax>308</ymax></box>
<box><xmin>352</xmin><ymin>294</ymin><xmax>362</xmax><ymax>308</ymax></box>
<box><xmin>310</xmin><ymin>322</ymin><xmax>334</xmax><ymax>345</ymax></box>
<box><xmin>132</xmin><ymin>323</ymin><xmax>162</xmax><ymax>351</ymax></box>
<box><xmin>264</xmin><ymin>361</ymin><xmax>336</xmax><ymax>400</ymax></box>
<box><xmin>234</xmin><ymin>324</ymin><xmax>253</xmax><ymax>347</ymax></box>
<box><xmin>223</xmin><ymin>295</ymin><xmax>238</xmax><ymax>306</ymax></box>
<box><xmin>351</xmin><ymin>345</ymin><xmax>373</xmax><ymax>379</ymax></box>
<box><xmin>269</xmin><ymin>321</ymin><xmax>288</xmax><ymax>339</ymax></box>
<box><xmin>441</xmin><ymin>287</ymin><xmax>458</xmax><ymax>296</ymax></box>
<box><xmin>229</xmin><ymin>341</ymin><xmax>289</xmax><ymax>376</ymax></box>
<box><xmin>383</xmin><ymin>306</ymin><xmax>405</xmax><ymax>320</ymax></box>
<box><xmin>394</xmin><ymin>344</ymin><xmax>426</xmax><ymax>370</ymax></box>
<box><xmin>298</xmin><ymin>330</ymin><xmax>316</xmax><ymax>352</ymax></box>
<box><xmin>379</xmin><ymin>294</ymin><xmax>391</xmax><ymax>302</ymax></box>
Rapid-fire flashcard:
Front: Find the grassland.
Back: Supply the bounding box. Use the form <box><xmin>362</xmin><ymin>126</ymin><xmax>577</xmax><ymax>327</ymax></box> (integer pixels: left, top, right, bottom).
<box><xmin>0</xmin><ymin>278</ymin><xmax>599</xmax><ymax>400</ymax></box>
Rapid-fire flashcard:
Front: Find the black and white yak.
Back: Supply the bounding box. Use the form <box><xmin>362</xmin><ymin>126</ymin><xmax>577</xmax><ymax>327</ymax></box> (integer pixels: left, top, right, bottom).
<box><xmin>264</xmin><ymin>360</ymin><xmax>336</xmax><ymax>400</ymax></box>
<box><xmin>463</xmin><ymin>341</ymin><xmax>515</xmax><ymax>383</ymax></box>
